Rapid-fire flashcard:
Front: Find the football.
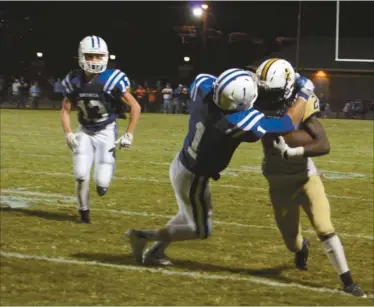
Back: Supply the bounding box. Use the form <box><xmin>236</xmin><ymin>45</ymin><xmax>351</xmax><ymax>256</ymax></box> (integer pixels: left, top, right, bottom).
<box><xmin>283</xmin><ymin>130</ymin><xmax>314</xmax><ymax>148</ymax></box>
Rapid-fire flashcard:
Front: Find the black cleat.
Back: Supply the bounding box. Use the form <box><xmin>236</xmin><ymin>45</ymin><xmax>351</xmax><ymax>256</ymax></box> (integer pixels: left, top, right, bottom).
<box><xmin>295</xmin><ymin>238</ymin><xmax>309</xmax><ymax>271</ymax></box>
<box><xmin>96</xmin><ymin>186</ymin><xmax>108</xmax><ymax>197</ymax></box>
<box><xmin>76</xmin><ymin>209</ymin><xmax>91</xmax><ymax>224</ymax></box>
<box><xmin>344</xmin><ymin>283</ymin><xmax>367</xmax><ymax>298</ymax></box>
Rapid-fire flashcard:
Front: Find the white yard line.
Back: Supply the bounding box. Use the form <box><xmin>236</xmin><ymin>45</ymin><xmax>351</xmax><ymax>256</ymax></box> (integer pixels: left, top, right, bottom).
<box><xmin>1</xmin><ymin>251</ymin><xmax>372</xmax><ymax>299</ymax></box>
<box><xmin>1</xmin><ymin>189</ymin><xmax>373</xmax><ymax>241</ymax></box>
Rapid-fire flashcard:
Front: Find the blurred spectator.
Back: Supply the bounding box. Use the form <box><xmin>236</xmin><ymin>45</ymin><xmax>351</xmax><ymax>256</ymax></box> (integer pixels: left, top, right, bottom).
<box><xmin>156</xmin><ymin>80</ymin><xmax>163</xmax><ymax>91</ymax></box>
<box><xmin>180</xmin><ymin>84</ymin><xmax>189</xmax><ymax>114</ymax></box>
<box><xmin>12</xmin><ymin>79</ymin><xmax>22</xmax><ymax>107</ymax></box>
<box><xmin>29</xmin><ymin>81</ymin><xmax>41</xmax><ymax>109</ymax></box>
<box><xmin>135</xmin><ymin>85</ymin><xmax>147</xmax><ymax>113</ymax></box>
<box><xmin>173</xmin><ymin>84</ymin><xmax>183</xmax><ymax>114</ymax></box>
<box><xmin>343</xmin><ymin>100</ymin><xmax>353</xmax><ymax>119</ymax></box>
<box><xmin>147</xmin><ymin>87</ymin><xmax>158</xmax><ymax>113</ymax></box>
<box><xmin>19</xmin><ymin>77</ymin><xmax>29</xmax><ymax>104</ymax></box>
<box><xmin>352</xmin><ymin>99</ymin><xmax>363</xmax><ymax>118</ymax></box>
<box><xmin>324</xmin><ymin>102</ymin><xmax>330</xmax><ymax>119</ymax></box>
<box><xmin>162</xmin><ymin>83</ymin><xmax>173</xmax><ymax>114</ymax></box>
<box><xmin>53</xmin><ymin>78</ymin><xmax>64</xmax><ymax>109</ymax></box>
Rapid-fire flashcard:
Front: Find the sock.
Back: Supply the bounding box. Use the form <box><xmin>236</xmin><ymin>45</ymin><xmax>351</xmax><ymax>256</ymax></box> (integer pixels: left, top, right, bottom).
<box><xmin>321</xmin><ymin>234</ymin><xmax>350</xmax><ymax>277</ymax></box>
<box><xmin>148</xmin><ymin>212</ymin><xmax>186</xmax><ymax>255</ymax></box>
<box><xmin>76</xmin><ymin>179</ymin><xmax>90</xmax><ymax>211</ymax></box>
<box><xmin>140</xmin><ymin>224</ymin><xmax>197</xmax><ymax>242</ymax></box>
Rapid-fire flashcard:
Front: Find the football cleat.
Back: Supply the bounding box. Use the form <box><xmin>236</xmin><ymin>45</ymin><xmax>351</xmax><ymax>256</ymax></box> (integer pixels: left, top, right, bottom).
<box><xmin>295</xmin><ymin>238</ymin><xmax>309</xmax><ymax>270</ymax></box>
<box><xmin>125</xmin><ymin>229</ymin><xmax>147</xmax><ymax>264</ymax></box>
<box><xmin>76</xmin><ymin>209</ymin><xmax>91</xmax><ymax>224</ymax></box>
<box><xmin>96</xmin><ymin>186</ymin><xmax>108</xmax><ymax>197</ymax></box>
<box><xmin>143</xmin><ymin>248</ymin><xmax>173</xmax><ymax>266</ymax></box>
<box><xmin>343</xmin><ymin>283</ymin><xmax>367</xmax><ymax>298</ymax></box>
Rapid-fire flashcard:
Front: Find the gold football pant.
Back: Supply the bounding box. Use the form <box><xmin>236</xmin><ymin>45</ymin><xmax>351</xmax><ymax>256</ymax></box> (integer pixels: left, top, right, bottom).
<box><xmin>267</xmin><ymin>174</ymin><xmax>335</xmax><ymax>252</ymax></box>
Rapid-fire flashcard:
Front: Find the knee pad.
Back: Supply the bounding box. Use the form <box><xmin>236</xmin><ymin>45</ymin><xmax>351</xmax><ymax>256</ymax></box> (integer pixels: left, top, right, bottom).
<box><xmin>96</xmin><ymin>186</ymin><xmax>108</xmax><ymax>197</ymax></box>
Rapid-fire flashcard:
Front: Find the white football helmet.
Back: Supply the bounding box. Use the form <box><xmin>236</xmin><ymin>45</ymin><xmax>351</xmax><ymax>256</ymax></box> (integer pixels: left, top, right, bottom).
<box><xmin>213</xmin><ymin>68</ymin><xmax>258</xmax><ymax>111</ymax></box>
<box><xmin>256</xmin><ymin>58</ymin><xmax>296</xmax><ymax>101</ymax></box>
<box><xmin>78</xmin><ymin>35</ymin><xmax>109</xmax><ymax>74</ymax></box>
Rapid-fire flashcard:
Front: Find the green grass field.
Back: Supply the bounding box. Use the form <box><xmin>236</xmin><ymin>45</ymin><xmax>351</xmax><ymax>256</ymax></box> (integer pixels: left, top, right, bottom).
<box><xmin>0</xmin><ymin>109</ymin><xmax>373</xmax><ymax>306</ymax></box>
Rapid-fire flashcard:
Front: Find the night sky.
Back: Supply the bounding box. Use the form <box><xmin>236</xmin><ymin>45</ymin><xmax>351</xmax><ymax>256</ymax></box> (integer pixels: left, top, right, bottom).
<box><xmin>1</xmin><ymin>1</ymin><xmax>373</xmax><ymax>81</ymax></box>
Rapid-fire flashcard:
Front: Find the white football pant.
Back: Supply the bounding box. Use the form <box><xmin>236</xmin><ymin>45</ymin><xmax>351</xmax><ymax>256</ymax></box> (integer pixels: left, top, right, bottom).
<box><xmin>169</xmin><ymin>154</ymin><xmax>213</xmax><ymax>238</ymax></box>
<box><xmin>73</xmin><ymin>122</ymin><xmax>117</xmax><ymax>190</ymax></box>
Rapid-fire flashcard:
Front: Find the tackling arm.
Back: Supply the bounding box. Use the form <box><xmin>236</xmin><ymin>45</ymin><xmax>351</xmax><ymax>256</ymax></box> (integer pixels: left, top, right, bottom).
<box><xmin>285</xmin><ymin>95</ymin><xmax>307</xmax><ymax>127</ymax></box>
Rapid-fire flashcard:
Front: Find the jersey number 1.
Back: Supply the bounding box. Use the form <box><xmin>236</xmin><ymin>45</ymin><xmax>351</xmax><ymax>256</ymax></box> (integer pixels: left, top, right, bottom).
<box><xmin>187</xmin><ymin>122</ymin><xmax>205</xmax><ymax>160</ymax></box>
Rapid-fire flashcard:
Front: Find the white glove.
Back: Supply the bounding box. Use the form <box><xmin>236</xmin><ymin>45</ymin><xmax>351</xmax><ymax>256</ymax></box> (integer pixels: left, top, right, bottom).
<box><xmin>115</xmin><ymin>132</ymin><xmax>134</xmax><ymax>149</ymax></box>
<box><xmin>273</xmin><ymin>136</ymin><xmax>304</xmax><ymax>159</ymax></box>
<box><xmin>66</xmin><ymin>132</ymin><xmax>78</xmax><ymax>152</ymax></box>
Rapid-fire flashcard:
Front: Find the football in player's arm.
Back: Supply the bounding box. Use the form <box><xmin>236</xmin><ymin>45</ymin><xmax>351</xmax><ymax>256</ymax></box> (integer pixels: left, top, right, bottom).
<box><xmin>256</xmin><ymin>58</ymin><xmax>366</xmax><ymax>298</ymax></box>
<box><xmin>274</xmin><ymin>92</ymin><xmax>330</xmax><ymax>159</ymax></box>
<box><xmin>123</xmin><ymin>68</ymin><xmax>314</xmax><ymax>267</ymax></box>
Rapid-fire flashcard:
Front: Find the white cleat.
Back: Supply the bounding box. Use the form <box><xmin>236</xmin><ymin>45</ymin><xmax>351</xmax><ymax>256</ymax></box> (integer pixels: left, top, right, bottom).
<box><xmin>125</xmin><ymin>229</ymin><xmax>147</xmax><ymax>264</ymax></box>
<box><xmin>143</xmin><ymin>248</ymin><xmax>173</xmax><ymax>266</ymax></box>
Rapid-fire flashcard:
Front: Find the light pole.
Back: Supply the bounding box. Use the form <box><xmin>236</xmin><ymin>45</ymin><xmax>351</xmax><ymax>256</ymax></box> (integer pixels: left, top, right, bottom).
<box><xmin>191</xmin><ymin>4</ymin><xmax>209</xmax><ymax>70</ymax></box>
<box><xmin>295</xmin><ymin>1</ymin><xmax>302</xmax><ymax>71</ymax></box>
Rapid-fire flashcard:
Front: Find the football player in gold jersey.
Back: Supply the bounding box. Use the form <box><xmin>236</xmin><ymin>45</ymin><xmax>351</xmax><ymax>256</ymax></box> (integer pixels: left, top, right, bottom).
<box><xmin>254</xmin><ymin>58</ymin><xmax>366</xmax><ymax>298</ymax></box>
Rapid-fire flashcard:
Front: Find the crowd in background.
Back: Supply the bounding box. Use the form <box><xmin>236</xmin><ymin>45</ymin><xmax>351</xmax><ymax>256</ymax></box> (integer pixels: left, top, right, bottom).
<box><xmin>0</xmin><ymin>75</ymin><xmax>191</xmax><ymax>114</ymax></box>
<box><xmin>1</xmin><ymin>74</ymin><xmax>373</xmax><ymax>120</ymax></box>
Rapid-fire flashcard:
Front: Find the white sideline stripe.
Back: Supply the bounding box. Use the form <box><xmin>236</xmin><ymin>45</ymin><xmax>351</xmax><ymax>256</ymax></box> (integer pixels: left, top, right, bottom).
<box><xmin>1</xmin><ymin>168</ymin><xmax>372</xmax><ymax>202</ymax></box>
<box><xmin>1</xmin><ymin>189</ymin><xmax>373</xmax><ymax>241</ymax></box>
<box><xmin>1</xmin><ymin>251</ymin><xmax>372</xmax><ymax>299</ymax></box>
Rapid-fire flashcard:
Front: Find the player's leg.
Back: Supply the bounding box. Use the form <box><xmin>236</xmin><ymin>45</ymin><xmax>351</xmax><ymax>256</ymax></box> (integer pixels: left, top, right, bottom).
<box><xmin>268</xmin><ymin>181</ymin><xmax>309</xmax><ymax>269</ymax></box>
<box><xmin>301</xmin><ymin>174</ymin><xmax>366</xmax><ymax>297</ymax></box>
<box><xmin>93</xmin><ymin>123</ymin><xmax>117</xmax><ymax>197</ymax></box>
<box><xmin>126</xmin><ymin>155</ymin><xmax>213</xmax><ymax>264</ymax></box>
<box><xmin>73</xmin><ymin>130</ymin><xmax>95</xmax><ymax>223</ymax></box>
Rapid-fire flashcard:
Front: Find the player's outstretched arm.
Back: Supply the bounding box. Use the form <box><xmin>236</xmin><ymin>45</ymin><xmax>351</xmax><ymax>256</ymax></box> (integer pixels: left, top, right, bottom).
<box><xmin>286</xmin><ymin>76</ymin><xmax>315</xmax><ymax>126</ymax></box>
<box><xmin>60</xmin><ymin>97</ymin><xmax>77</xmax><ymax>151</ymax></box>
<box><xmin>116</xmin><ymin>92</ymin><xmax>141</xmax><ymax>149</ymax></box>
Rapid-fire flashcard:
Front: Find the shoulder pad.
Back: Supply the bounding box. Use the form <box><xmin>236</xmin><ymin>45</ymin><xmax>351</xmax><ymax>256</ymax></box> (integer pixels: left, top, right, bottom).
<box><xmin>190</xmin><ymin>74</ymin><xmax>217</xmax><ymax>101</ymax></box>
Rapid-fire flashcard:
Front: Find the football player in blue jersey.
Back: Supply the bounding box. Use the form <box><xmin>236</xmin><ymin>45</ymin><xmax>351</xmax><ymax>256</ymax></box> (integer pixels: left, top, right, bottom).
<box><xmin>125</xmin><ymin>68</ymin><xmax>314</xmax><ymax>265</ymax></box>
<box><xmin>60</xmin><ymin>35</ymin><xmax>141</xmax><ymax>223</ymax></box>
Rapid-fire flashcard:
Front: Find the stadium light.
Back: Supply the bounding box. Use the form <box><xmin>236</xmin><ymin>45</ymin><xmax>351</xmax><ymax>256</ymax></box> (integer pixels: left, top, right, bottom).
<box><xmin>184</xmin><ymin>56</ymin><xmax>190</xmax><ymax>63</ymax></box>
<box><xmin>36</xmin><ymin>52</ymin><xmax>43</xmax><ymax>58</ymax></box>
<box><xmin>315</xmin><ymin>70</ymin><xmax>328</xmax><ymax>78</ymax></box>
<box><xmin>201</xmin><ymin>4</ymin><xmax>208</xmax><ymax>10</ymax></box>
<box><xmin>109</xmin><ymin>54</ymin><xmax>116</xmax><ymax>60</ymax></box>
<box><xmin>192</xmin><ymin>7</ymin><xmax>203</xmax><ymax>17</ymax></box>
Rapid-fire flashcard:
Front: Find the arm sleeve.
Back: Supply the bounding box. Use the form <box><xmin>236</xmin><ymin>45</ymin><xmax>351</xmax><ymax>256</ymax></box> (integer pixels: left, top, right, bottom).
<box><xmin>254</xmin><ymin>115</ymin><xmax>295</xmax><ymax>137</ymax></box>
